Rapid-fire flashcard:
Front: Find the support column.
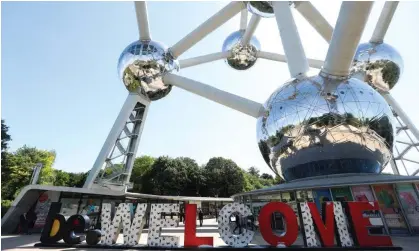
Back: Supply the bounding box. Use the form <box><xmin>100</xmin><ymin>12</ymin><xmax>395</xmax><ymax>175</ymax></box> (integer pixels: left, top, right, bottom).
<box><xmin>272</xmin><ymin>1</ymin><xmax>309</xmax><ymax>77</ymax></box>
<box><xmin>83</xmin><ymin>93</ymin><xmax>150</xmax><ymax>190</ymax></box>
<box><xmin>322</xmin><ymin>2</ymin><xmax>373</xmax><ymax>77</ymax></box>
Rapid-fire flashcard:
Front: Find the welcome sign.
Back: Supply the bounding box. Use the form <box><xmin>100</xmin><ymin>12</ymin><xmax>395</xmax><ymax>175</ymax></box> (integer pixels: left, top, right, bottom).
<box><xmin>38</xmin><ymin>201</ymin><xmax>399</xmax><ymax>249</ymax></box>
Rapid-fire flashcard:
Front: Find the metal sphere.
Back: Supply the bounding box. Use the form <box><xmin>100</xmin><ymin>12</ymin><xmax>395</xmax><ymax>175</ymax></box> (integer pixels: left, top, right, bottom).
<box><xmin>222</xmin><ymin>30</ymin><xmax>261</xmax><ymax>70</ymax></box>
<box><xmin>257</xmin><ymin>74</ymin><xmax>395</xmax><ymax>181</ymax></box>
<box><xmin>117</xmin><ymin>40</ymin><xmax>178</xmax><ymax>101</ymax></box>
<box><xmin>247</xmin><ymin>1</ymin><xmax>274</xmax><ymax>18</ymax></box>
<box><xmin>351</xmin><ymin>42</ymin><xmax>403</xmax><ymax>93</ymax></box>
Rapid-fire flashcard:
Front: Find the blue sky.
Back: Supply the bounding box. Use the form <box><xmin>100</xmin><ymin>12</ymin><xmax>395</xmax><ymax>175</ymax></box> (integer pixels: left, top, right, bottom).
<box><xmin>2</xmin><ymin>1</ymin><xmax>419</xmax><ymax>176</ymax></box>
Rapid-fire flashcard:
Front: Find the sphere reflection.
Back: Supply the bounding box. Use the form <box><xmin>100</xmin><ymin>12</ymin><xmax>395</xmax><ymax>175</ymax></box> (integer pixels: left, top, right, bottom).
<box><xmin>118</xmin><ymin>40</ymin><xmax>178</xmax><ymax>101</ymax></box>
<box><xmin>247</xmin><ymin>1</ymin><xmax>274</xmax><ymax>18</ymax></box>
<box><xmin>351</xmin><ymin>42</ymin><xmax>403</xmax><ymax>93</ymax></box>
<box><xmin>222</xmin><ymin>30</ymin><xmax>260</xmax><ymax>70</ymax></box>
<box><xmin>257</xmin><ymin>75</ymin><xmax>395</xmax><ymax>181</ymax></box>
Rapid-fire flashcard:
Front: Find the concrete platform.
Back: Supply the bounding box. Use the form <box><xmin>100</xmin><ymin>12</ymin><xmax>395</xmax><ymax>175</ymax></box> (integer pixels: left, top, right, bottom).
<box><xmin>1</xmin><ymin>219</ymin><xmax>418</xmax><ymax>251</ymax></box>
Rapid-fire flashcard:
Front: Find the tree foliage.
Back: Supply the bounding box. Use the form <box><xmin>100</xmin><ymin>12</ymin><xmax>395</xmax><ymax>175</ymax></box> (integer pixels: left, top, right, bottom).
<box><xmin>1</xmin><ymin>145</ymin><xmax>57</xmax><ymax>200</ymax></box>
<box><xmin>1</xmin><ymin>119</ymin><xmax>11</xmax><ymax>154</ymax></box>
<box><xmin>130</xmin><ymin>155</ymin><xmax>154</xmax><ymax>192</ymax></box>
<box><xmin>141</xmin><ymin>156</ymin><xmax>189</xmax><ymax>195</ymax></box>
<box><xmin>203</xmin><ymin>157</ymin><xmax>246</xmax><ymax>197</ymax></box>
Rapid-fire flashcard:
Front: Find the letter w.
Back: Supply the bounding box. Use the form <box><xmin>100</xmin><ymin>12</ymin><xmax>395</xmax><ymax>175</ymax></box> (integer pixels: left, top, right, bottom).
<box><xmin>101</xmin><ymin>203</ymin><xmax>148</xmax><ymax>245</ymax></box>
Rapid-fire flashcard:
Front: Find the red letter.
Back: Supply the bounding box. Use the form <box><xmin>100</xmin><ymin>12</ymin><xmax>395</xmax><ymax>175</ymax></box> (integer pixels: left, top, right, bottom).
<box><xmin>258</xmin><ymin>202</ymin><xmax>298</xmax><ymax>247</ymax></box>
<box><xmin>308</xmin><ymin>202</ymin><xmax>335</xmax><ymax>247</ymax></box>
<box><xmin>184</xmin><ymin>204</ymin><xmax>213</xmax><ymax>247</ymax></box>
<box><xmin>347</xmin><ymin>202</ymin><xmax>392</xmax><ymax>247</ymax></box>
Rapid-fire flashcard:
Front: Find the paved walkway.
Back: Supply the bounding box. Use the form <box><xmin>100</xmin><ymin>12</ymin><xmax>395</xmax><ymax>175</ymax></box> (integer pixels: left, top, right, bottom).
<box><xmin>2</xmin><ymin>219</ymin><xmax>418</xmax><ymax>250</ymax></box>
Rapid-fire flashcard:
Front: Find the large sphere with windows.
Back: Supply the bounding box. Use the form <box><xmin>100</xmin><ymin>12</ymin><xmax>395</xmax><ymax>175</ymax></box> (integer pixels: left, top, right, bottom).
<box><xmin>256</xmin><ymin>74</ymin><xmax>395</xmax><ymax>181</ymax></box>
<box><xmin>118</xmin><ymin>40</ymin><xmax>178</xmax><ymax>101</ymax></box>
<box><xmin>351</xmin><ymin>42</ymin><xmax>403</xmax><ymax>93</ymax></box>
<box><xmin>222</xmin><ymin>30</ymin><xmax>261</xmax><ymax>70</ymax></box>
<box><xmin>247</xmin><ymin>1</ymin><xmax>274</xmax><ymax>18</ymax></box>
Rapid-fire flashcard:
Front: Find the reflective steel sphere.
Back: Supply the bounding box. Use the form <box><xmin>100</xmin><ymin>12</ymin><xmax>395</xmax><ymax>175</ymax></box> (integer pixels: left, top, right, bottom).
<box><xmin>351</xmin><ymin>42</ymin><xmax>403</xmax><ymax>93</ymax></box>
<box><xmin>222</xmin><ymin>30</ymin><xmax>261</xmax><ymax>70</ymax></box>
<box><xmin>118</xmin><ymin>40</ymin><xmax>178</xmax><ymax>101</ymax></box>
<box><xmin>257</xmin><ymin>74</ymin><xmax>395</xmax><ymax>181</ymax></box>
<box><xmin>247</xmin><ymin>1</ymin><xmax>274</xmax><ymax>18</ymax></box>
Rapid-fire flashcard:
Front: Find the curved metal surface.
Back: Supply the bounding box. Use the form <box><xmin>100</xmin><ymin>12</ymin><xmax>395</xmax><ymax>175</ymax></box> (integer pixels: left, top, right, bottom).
<box><xmin>247</xmin><ymin>1</ymin><xmax>274</xmax><ymax>18</ymax></box>
<box><xmin>118</xmin><ymin>40</ymin><xmax>178</xmax><ymax>101</ymax></box>
<box><xmin>351</xmin><ymin>42</ymin><xmax>403</xmax><ymax>92</ymax></box>
<box><xmin>222</xmin><ymin>30</ymin><xmax>260</xmax><ymax>70</ymax></box>
<box><xmin>256</xmin><ymin>74</ymin><xmax>395</xmax><ymax>181</ymax></box>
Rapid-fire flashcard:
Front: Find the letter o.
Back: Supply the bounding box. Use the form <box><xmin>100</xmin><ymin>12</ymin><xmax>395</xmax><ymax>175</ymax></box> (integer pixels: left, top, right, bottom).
<box><xmin>258</xmin><ymin>202</ymin><xmax>298</xmax><ymax>247</ymax></box>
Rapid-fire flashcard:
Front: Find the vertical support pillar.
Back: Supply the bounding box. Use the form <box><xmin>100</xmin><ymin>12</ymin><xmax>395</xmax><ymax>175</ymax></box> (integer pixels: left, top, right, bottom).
<box><xmin>321</xmin><ymin>2</ymin><xmax>373</xmax><ymax>77</ymax></box>
<box><xmin>83</xmin><ymin>93</ymin><xmax>150</xmax><ymax>190</ymax></box>
<box><xmin>125</xmin><ymin>104</ymin><xmax>150</xmax><ymax>184</ymax></box>
<box><xmin>390</xmin><ymin>159</ymin><xmax>400</xmax><ymax>175</ymax></box>
<box><xmin>272</xmin><ymin>1</ymin><xmax>309</xmax><ymax>77</ymax></box>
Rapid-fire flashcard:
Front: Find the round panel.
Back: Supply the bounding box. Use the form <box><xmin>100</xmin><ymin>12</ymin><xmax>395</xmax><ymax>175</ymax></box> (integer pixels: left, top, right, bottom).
<box><xmin>222</xmin><ymin>30</ymin><xmax>260</xmax><ymax>70</ymax></box>
<box><xmin>117</xmin><ymin>40</ymin><xmax>178</xmax><ymax>101</ymax></box>
<box><xmin>351</xmin><ymin>42</ymin><xmax>403</xmax><ymax>92</ymax></box>
<box><xmin>257</xmin><ymin>75</ymin><xmax>395</xmax><ymax>181</ymax></box>
<box><xmin>247</xmin><ymin>1</ymin><xmax>274</xmax><ymax>18</ymax></box>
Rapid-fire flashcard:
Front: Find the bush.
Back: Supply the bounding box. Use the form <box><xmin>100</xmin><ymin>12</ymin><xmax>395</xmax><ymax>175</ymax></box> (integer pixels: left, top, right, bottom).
<box><xmin>1</xmin><ymin>200</ymin><xmax>13</xmax><ymax>218</ymax></box>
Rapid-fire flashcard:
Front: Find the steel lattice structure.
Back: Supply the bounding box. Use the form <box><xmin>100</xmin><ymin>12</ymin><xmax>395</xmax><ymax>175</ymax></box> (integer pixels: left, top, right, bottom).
<box><xmin>82</xmin><ymin>1</ymin><xmax>419</xmax><ymax>191</ymax></box>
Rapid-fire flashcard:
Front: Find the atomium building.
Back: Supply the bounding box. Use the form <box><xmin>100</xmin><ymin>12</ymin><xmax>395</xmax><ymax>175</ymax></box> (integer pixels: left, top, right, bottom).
<box><xmin>2</xmin><ymin>1</ymin><xmax>419</xmax><ymax>239</ymax></box>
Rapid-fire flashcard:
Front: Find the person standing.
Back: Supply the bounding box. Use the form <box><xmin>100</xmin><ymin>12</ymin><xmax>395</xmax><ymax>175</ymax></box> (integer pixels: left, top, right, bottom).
<box><xmin>26</xmin><ymin>210</ymin><xmax>37</xmax><ymax>234</ymax></box>
<box><xmin>233</xmin><ymin>213</ymin><xmax>242</xmax><ymax>234</ymax></box>
<box><xmin>181</xmin><ymin>209</ymin><xmax>185</xmax><ymax>224</ymax></box>
<box><xmin>198</xmin><ymin>209</ymin><xmax>204</xmax><ymax>227</ymax></box>
<box><xmin>19</xmin><ymin>213</ymin><xmax>29</xmax><ymax>235</ymax></box>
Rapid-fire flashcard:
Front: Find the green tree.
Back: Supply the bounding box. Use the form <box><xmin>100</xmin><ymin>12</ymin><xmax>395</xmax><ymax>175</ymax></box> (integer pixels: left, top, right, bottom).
<box><xmin>54</xmin><ymin>170</ymin><xmax>70</xmax><ymax>186</ymax></box>
<box><xmin>248</xmin><ymin>166</ymin><xmax>260</xmax><ymax>177</ymax></box>
<box><xmin>242</xmin><ymin>171</ymin><xmax>263</xmax><ymax>191</ymax></box>
<box><xmin>261</xmin><ymin>173</ymin><xmax>274</xmax><ymax>180</ymax></box>
<box><xmin>1</xmin><ymin>119</ymin><xmax>11</xmax><ymax>154</ymax></box>
<box><xmin>141</xmin><ymin>156</ymin><xmax>189</xmax><ymax>195</ymax></box>
<box><xmin>67</xmin><ymin>172</ymin><xmax>88</xmax><ymax>187</ymax></box>
<box><xmin>204</xmin><ymin>157</ymin><xmax>245</xmax><ymax>197</ymax></box>
<box><xmin>1</xmin><ymin>146</ymin><xmax>56</xmax><ymax>200</ymax></box>
<box><xmin>130</xmin><ymin>155</ymin><xmax>154</xmax><ymax>192</ymax></box>
<box><xmin>1</xmin><ymin>120</ymin><xmax>12</xmax><ymax>182</ymax></box>
<box><xmin>176</xmin><ymin>157</ymin><xmax>206</xmax><ymax>196</ymax></box>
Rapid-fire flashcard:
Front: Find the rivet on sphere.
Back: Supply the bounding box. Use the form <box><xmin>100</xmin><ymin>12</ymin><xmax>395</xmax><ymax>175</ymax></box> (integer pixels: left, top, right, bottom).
<box><xmin>351</xmin><ymin>42</ymin><xmax>403</xmax><ymax>93</ymax></box>
<box><xmin>222</xmin><ymin>30</ymin><xmax>260</xmax><ymax>71</ymax></box>
<box><xmin>247</xmin><ymin>1</ymin><xmax>274</xmax><ymax>18</ymax></box>
<box><xmin>257</xmin><ymin>74</ymin><xmax>395</xmax><ymax>181</ymax></box>
<box><xmin>117</xmin><ymin>40</ymin><xmax>179</xmax><ymax>101</ymax></box>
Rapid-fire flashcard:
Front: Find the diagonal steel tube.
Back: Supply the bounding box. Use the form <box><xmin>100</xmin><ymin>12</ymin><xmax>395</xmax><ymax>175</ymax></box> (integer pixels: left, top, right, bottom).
<box><xmin>272</xmin><ymin>1</ymin><xmax>309</xmax><ymax>77</ymax></box>
<box><xmin>241</xmin><ymin>14</ymin><xmax>261</xmax><ymax>45</ymax></box>
<box><xmin>134</xmin><ymin>1</ymin><xmax>151</xmax><ymax>41</ymax></box>
<box><xmin>240</xmin><ymin>9</ymin><xmax>248</xmax><ymax>30</ymax></box>
<box><xmin>178</xmin><ymin>51</ymin><xmax>231</xmax><ymax>69</ymax></box>
<box><xmin>257</xmin><ymin>51</ymin><xmax>323</xmax><ymax>69</ymax></box>
<box><xmin>294</xmin><ymin>1</ymin><xmax>333</xmax><ymax>43</ymax></box>
<box><xmin>322</xmin><ymin>2</ymin><xmax>373</xmax><ymax>77</ymax></box>
<box><xmin>370</xmin><ymin>1</ymin><xmax>399</xmax><ymax>43</ymax></box>
<box><xmin>170</xmin><ymin>2</ymin><xmax>245</xmax><ymax>58</ymax></box>
<box><xmin>163</xmin><ymin>73</ymin><xmax>265</xmax><ymax>118</ymax></box>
